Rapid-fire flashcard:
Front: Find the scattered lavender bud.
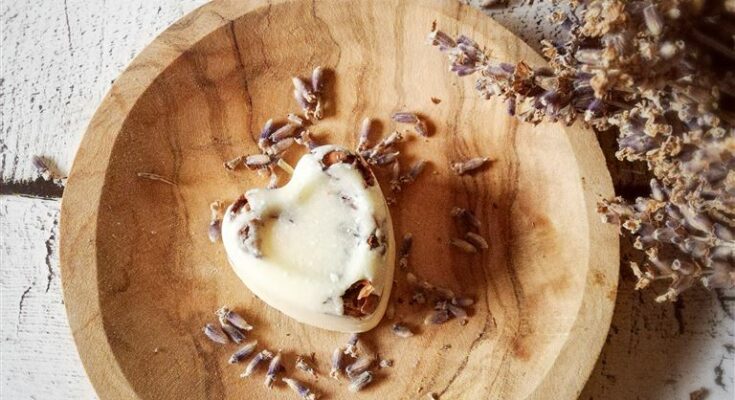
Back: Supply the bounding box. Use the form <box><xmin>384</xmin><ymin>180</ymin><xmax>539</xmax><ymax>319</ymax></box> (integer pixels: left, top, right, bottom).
<box><xmin>287</xmin><ymin>113</ymin><xmax>305</xmax><ymax>127</ymax></box>
<box><xmin>348</xmin><ymin>371</ymin><xmax>374</xmax><ymax>393</ymax></box>
<box><xmin>414</xmin><ymin>119</ymin><xmax>429</xmax><ymax>137</ymax></box>
<box><xmin>221</xmin><ymin>323</ymin><xmax>246</xmax><ymax>344</ymax></box>
<box><xmin>450</xmin><ymin>207</ymin><xmax>482</xmax><ymax>229</ymax></box>
<box><xmin>330</xmin><ymin>346</ymin><xmax>344</xmax><ymax>379</ymax></box>
<box><xmin>392</xmin><ymin>111</ymin><xmax>419</xmax><ymax>124</ymax></box>
<box><xmin>216</xmin><ymin>307</ymin><xmax>253</xmax><ymax>331</ymax></box>
<box><xmin>269</xmin><ymin>137</ymin><xmax>296</xmax><ymax>155</ymax></box>
<box><xmin>465</xmin><ymin>232</ymin><xmax>489</xmax><ymax>250</ymax></box>
<box><xmin>241</xmin><ymin>350</ymin><xmax>274</xmax><ymax>378</ymax></box>
<box><xmin>391</xmin><ymin>322</ymin><xmax>414</xmax><ymax>338</ymax></box>
<box><xmin>270</xmin><ymin>124</ymin><xmax>298</xmax><ymax>141</ymax></box>
<box><xmin>293</xmin><ymin>89</ymin><xmax>311</xmax><ymax>111</ymax></box>
<box><xmin>399</xmin><ymin>160</ymin><xmax>426</xmax><ymax>185</ymax></box>
<box><xmin>379</xmin><ymin>358</ymin><xmax>393</xmax><ymax>368</ymax></box>
<box><xmin>447</xmin><ymin>303</ymin><xmax>468</xmax><ymax>319</ymax></box>
<box><xmin>260</xmin><ymin>119</ymin><xmax>276</xmax><ymax>139</ymax></box>
<box><xmin>451</xmin><ymin>157</ymin><xmax>490</xmax><ymax>175</ymax></box>
<box><xmin>224</xmin><ymin>155</ymin><xmax>245</xmax><ymax>171</ymax></box>
<box><xmin>283</xmin><ymin>377</ymin><xmax>318</xmax><ymax>400</ymax></box>
<box><xmin>452</xmin><ymin>296</ymin><xmax>475</xmax><ymax>307</ymax></box>
<box><xmin>424</xmin><ymin>309</ymin><xmax>450</xmax><ymax>325</ymax></box>
<box><xmin>357</xmin><ymin>117</ymin><xmax>372</xmax><ymax>152</ymax></box>
<box><xmin>344</xmin><ymin>333</ymin><xmax>359</xmax><ymax>357</ymax></box>
<box><xmin>371</xmin><ymin>151</ymin><xmax>400</xmax><ymax>166</ymax></box>
<box><xmin>398</xmin><ymin>233</ymin><xmax>413</xmax><ymax>269</ymax></box>
<box><xmin>292</xmin><ymin>77</ymin><xmax>316</xmax><ymax>103</ymax></box>
<box><xmin>450</xmin><ymin>238</ymin><xmax>478</xmax><ymax>253</ymax></box>
<box><xmin>208</xmin><ymin>219</ymin><xmax>222</xmax><ymax>242</ymax></box>
<box><xmin>311</xmin><ymin>66</ymin><xmax>325</xmax><ymax>93</ymax></box>
<box><xmin>203</xmin><ymin>323</ymin><xmax>227</xmax><ymax>344</ymax></box>
<box><xmin>296</xmin><ymin>130</ymin><xmax>318</xmax><ymax>149</ymax></box>
<box><xmin>229</xmin><ymin>340</ymin><xmax>258</xmax><ymax>364</ymax></box>
<box><xmin>245</xmin><ymin>154</ymin><xmax>272</xmax><ymax>169</ymax></box>
<box><xmin>264</xmin><ymin>352</ymin><xmax>284</xmax><ymax>388</ymax></box>
<box><xmin>296</xmin><ymin>356</ymin><xmax>318</xmax><ymax>378</ymax></box>
<box><xmin>345</xmin><ymin>355</ymin><xmax>373</xmax><ymax>378</ymax></box>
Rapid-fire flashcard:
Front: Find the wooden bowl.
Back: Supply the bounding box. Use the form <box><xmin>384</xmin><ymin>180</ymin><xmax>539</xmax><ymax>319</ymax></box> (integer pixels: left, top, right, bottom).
<box><xmin>60</xmin><ymin>0</ymin><xmax>619</xmax><ymax>399</ymax></box>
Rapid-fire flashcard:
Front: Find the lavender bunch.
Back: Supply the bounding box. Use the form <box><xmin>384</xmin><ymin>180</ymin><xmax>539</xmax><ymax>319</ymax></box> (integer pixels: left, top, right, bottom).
<box><xmin>431</xmin><ymin>0</ymin><xmax>735</xmax><ymax>300</ymax></box>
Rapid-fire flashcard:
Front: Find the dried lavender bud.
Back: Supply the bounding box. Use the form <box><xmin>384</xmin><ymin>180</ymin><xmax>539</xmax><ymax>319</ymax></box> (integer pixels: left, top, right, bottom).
<box><xmin>245</xmin><ymin>154</ymin><xmax>272</xmax><ymax>169</ymax></box>
<box><xmin>264</xmin><ymin>352</ymin><xmax>284</xmax><ymax>388</ymax></box>
<box><xmin>311</xmin><ymin>66</ymin><xmax>325</xmax><ymax>93</ymax></box>
<box><xmin>292</xmin><ymin>77</ymin><xmax>316</xmax><ymax>103</ymax></box>
<box><xmin>269</xmin><ymin>137</ymin><xmax>296</xmax><ymax>155</ymax></box>
<box><xmin>260</xmin><ymin>119</ymin><xmax>276</xmax><ymax>139</ymax></box>
<box><xmin>452</xmin><ymin>296</ymin><xmax>474</xmax><ymax>307</ymax></box>
<box><xmin>348</xmin><ymin>371</ymin><xmax>374</xmax><ymax>393</ymax></box>
<box><xmin>391</xmin><ymin>322</ymin><xmax>414</xmax><ymax>338</ymax></box>
<box><xmin>450</xmin><ymin>207</ymin><xmax>482</xmax><ymax>229</ymax></box>
<box><xmin>203</xmin><ymin>323</ymin><xmax>227</xmax><ymax>344</ymax></box>
<box><xmin>286</xmin><ymin>113</ymin><xmax>305</xmax><ymax>127</ymax></box>
<box><xmin>451</xmin><ymin>157</ymin><xmax>490</xmax><ymax>175</ymax></box>
<box><xmin>398</xmin><ymin>233</ymin><xmax>413</xmax><ymax>269</ymax></box>
<box><xmin>330</xmin><ymin>346</ymin><xmax>344</xmax><ymax>379</ymax></box>
<box><xmin>282</xmin><ymin>377</ymin><xmax>318</xmax><ymax>400</ymax></box>
<box><xmin>296</xmin><ymin>356</ymin><xmax>318</xmax><ymax>378</ymax></box>
<box><xmin>344</xmin><ymin>333</ymin><xmax>359</xmax><ymax>357</ymax></box>
<box><xmin>465</xmin><ymin>232</ymin><xmax>489</xmax><ymax>250</ymax></box>
<box><xmin>221</xmin><ymin>323</ymin><xmax>246</xmax><ymax>344</ymax></box>
<box><xmin>136</xmin><ymin>172</ymin><xmax>175</xmax><ymax>185</ymax></box>
<box><xmin>379</xmin><ymin>358</ymin><xmax>393</xmax><ymax>368</ymax></box>
<box><xmin>229</xmin><ymin>340</ymin><xmax>258</xmax><ymax>364</ymax></box>
<box><xmin>357</xmin><ymin>117</ymin><xmax>372</xmax><ymax>152</ymax></box>
<box><xmin>399</xmin><ymin>160</ymin><xmax>427</xmax><ymax>186</ymax></box>
<box><xmin>224</xmin><ymin>155</ymin><xmax>245</xmax><ymax>171</ymax></box>
<box><xmin>345</xmin><ymin>355</ymin><xmax>373</xmax><ymax>378</ymax></box>
<box><xmin>208</xmin><ymin>219</ymin><xmax>222</xmax><ymax>242</ymax></box>
<box><xmin>414</xmin><ymin>119</ymin><xmax>429</xmax><ymax>137</ymax></box>
<box><xmin>241</xmin><ymin>350</ymin><xmax>274</xmax><ymax>377</ymax></box>
<box><xmin>450</xmin><ymin>238</ymin><xmax>477</xmax><ymax>253</ymax></box>
<box><xmin>216</xmin><ymin>307</ymin><xmax>253</xmax><ymax>331</ymax></box>
<box><xmin>370</xmin><ymin>151</ymin><xmax>400</xmax><ymax>166</ymax></box>
<box><xmin>392</xmin><ymin>112</ymin><xmax>419</xmax><ymax>124</ymax></box>
<box><xmin>270</xmin><ymin>124</ymin><xmax>298</xmax><ymax>141</ymax></box>
<box><xmin>424</xmin><ymin>309</ymin><xmax>450</xmax><ymax>325</ymax></box>
<box><xmin>293</xmin><ymin>89</ymin><xmax>311</xmax><ymax>111</ymax></box>
<box><xmin>447</xmin><ymin>303</ymin><xmax>468</xmax><ymax>319</ymax></box>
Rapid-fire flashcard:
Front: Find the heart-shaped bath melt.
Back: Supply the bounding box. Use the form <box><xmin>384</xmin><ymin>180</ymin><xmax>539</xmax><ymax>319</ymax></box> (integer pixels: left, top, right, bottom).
<box><xmin>222</xmin><ymin>145</ymin><xmax>395</xmax><ymax>332</ymax></box>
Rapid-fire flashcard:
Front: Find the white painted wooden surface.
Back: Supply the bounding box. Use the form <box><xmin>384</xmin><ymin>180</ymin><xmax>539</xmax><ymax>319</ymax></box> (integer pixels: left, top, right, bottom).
<box><xmin>0</xmin><ymin>1</ymin><xmax>732</xmax><ymax>399</ymax></box>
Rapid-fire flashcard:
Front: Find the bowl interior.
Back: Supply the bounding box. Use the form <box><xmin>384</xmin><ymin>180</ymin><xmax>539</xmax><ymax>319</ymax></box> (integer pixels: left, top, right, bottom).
<box><xmin>72</xmin><ymin>1</ymin><xmax>615</xmax><ymax>399</ymax></box>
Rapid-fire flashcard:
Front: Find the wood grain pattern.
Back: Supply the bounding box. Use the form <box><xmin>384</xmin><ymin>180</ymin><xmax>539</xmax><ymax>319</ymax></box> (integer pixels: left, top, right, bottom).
<box><xmin>59</xmin><ymin>1</ymin><xmax>618</xmax><ymax>399</ymax></box>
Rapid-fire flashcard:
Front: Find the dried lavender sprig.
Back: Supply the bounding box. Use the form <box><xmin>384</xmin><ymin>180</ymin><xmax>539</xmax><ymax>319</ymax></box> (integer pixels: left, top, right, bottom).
<box><xmin>203</xmin><ymin>323</ymin><xmax>227</xmax><ymax>344</ymax></box>
<box><xmin>282</xmin><ymin>377</ymin><xmax>318</xmax><ymax>400</ymax></box>
<box><xmin>216</xmin><ymin>307</ymin><xmax>253</xmax><ymax>331</ymax></box>
<box><xmin>229</xmin><ymin>340</ymin><xmax>258</xmax><ymax>364</ymax></box>
<box><xmin>264</xmin><ymin>352</ymin><xmax>284</xmax><ymax>388</ymax></box>
<box><xmin>451</xmin><ymin>157</ymin><xmax>490</xmax><ymax>175</ymax></box>
<box><xmin>391</xmin><ymin>322</ymin><xmax>414</xmax><ymax>338</ymax></box>
<box><xmin>241</xmin><ymin>349</ymin><xmax>274</xmax><ymax>378</ymax></box>
<box><xmin>330</xmin><ymin>346</ymin><xmax>344</xmax><ymax>379</ymax></box>
<box><xmin>345</xmin><ymin>355</ymin><xmax>373</xmax><ymax>378</ymax></box>
<box><xmin>295</xmin><ymin>356</ymin><xmax>318</xmax><ymax>378</ymax></box>
<box><xmin>348</xmin><ymin>371</ymin><xmax>374</xmax><ymax>393</ymax></box>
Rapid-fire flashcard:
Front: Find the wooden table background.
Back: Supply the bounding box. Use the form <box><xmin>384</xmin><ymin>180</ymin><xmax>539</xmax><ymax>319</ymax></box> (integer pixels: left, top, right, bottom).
<box><xmin>1</xmin><ymin>1</ymin><xmax>732</xmax><ymax>399</ymax></box>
